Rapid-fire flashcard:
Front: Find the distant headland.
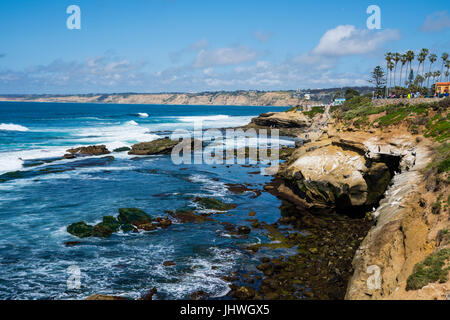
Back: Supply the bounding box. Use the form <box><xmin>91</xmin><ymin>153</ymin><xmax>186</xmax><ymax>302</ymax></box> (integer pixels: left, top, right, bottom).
<box><xmin>0</xmin><ymin>88</ymin><xmax>374</xmax><ymax>106</ymax></box>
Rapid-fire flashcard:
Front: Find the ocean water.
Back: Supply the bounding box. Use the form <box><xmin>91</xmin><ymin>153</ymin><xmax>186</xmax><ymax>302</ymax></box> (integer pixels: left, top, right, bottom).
<box><xmin>0</xmin><ymin>102</ymin><xmax>294</xmax><ymax>300</ymax></box>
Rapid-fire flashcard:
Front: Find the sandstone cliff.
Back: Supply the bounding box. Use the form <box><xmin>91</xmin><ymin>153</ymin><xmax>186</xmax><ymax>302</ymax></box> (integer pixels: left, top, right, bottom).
<box><xmin>251</xmin><ymin>98</ymin><xmax>449</xmax><ymax>300</ymax></box>
<box><xmin>0</xmin><ymin>91</ymin><xmax>307</xmax><ymax>107</ymax></box>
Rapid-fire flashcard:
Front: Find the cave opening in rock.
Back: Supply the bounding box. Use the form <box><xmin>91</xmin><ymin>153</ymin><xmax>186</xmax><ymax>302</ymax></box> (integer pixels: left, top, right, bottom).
<box><xmin>336</xmin><ymin>153</ymin><xmax>403</xmax><ymax>218</ymax></box>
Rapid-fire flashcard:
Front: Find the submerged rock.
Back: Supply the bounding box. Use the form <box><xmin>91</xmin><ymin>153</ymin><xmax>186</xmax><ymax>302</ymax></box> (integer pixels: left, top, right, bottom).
<box><xmin>85</xmin><ymin>294</ymin><xmax>128</xmax><ymax>300</ymax></box>
<box><xmin>65</xmin><ymin>241</ymin><xmax>82</xmax><ymax>247</ymax></box>
<box><xmin>113</xmin><ymin>147</ymin><xmax>131</xmax><ymax>153</ymax></box>
<box><xmin>167</xmin><ymin>209</ymin><xmax>214</xmax><ymax>224</ymax></box>
<box><xmin>193</xmin><ymin>197</ymin><xmax>236</xmax><ymax>211</ymax></box>
<box><xmin>139</xmin><ymin>287</ymin><xmax>157</xmax><ymax>301</ymax></box>
<box><xmin>190</xmin><ymin>290</ymin><xmax>208</xmax><ymax>300</ymax></box>
<box><xmin>229</xmin><ymin>285</ymin><xmax>256</xmax><ymax>300</ymax></box>
<box><xmin>237</xmin><ymin>226</ymin><xmax>251</xmax><ymax>235</ymax></box>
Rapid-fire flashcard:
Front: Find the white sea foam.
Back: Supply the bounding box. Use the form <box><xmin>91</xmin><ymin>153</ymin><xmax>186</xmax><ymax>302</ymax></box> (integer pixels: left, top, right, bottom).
<box><xmin>0</xmin><ymin>123</ymin><xmax>30</xmax><ymax>132</ymax></box>
<box><xmin>188</xmin><ymin>174</ymin><xmax>229</xmax><ymax>197</ymax></box>
<box><xmin>0</xmin><ymin>147</ymin><xmax>67</xmax><ymax>175</ymax></box>
<box><xmin>125</xmin><ymin>120</ymin><xmax>139</xmax><ymax>126</ymax></box>
<box><xmin>72</xmin><ymin>121</ymin><xmax>160</xmax><ymax>150</ymax></box>
<box><xmin>160</xmin><ymin>247</ymin><xmax>239</xmax><ymax>299</ymax></box>
<box><xmin>0</xmin><ymin>155</ymin><xmax>24</xmax><ymax>174</ymax></box>
<box><xmin>137</xmin><ymin>113</ymin><xmax>149</xmax><ymax>118</ymax></box>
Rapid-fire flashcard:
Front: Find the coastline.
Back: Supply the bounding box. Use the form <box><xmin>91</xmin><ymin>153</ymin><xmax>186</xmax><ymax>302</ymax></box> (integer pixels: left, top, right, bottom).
<box><xmin>0</xmin><ymin>92</ymin><xmax>308</xmax><ymax>107</ymax></box>
<box><xmin>221</xmin><ymin>98</ymin><xmax>449</xmax><ymax>300</ymax></box>
<box><xmin>1</xmin><ymin>98</ymin><xmax>448</xmax><ymax>300</ymax></box>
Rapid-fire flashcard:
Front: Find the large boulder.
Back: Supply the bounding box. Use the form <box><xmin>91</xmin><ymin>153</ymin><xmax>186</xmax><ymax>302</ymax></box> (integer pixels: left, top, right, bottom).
<box><xmin>66</xmin><ymin>145</ymin><xmax>110</xmax><ymax>156</ymax></box>
<box><xmin>193</xmin><ymin>197</ymin><xmax>236</xmax><ymax>211</ymax></box>
<box><xmin>250</xmin><ymin>110</ymin><xmax>311</xmax><ymax>129</ymax></box>
<box><xmin>280</xmin><ymin>139</ymin><xmax>392</xmax><ymax>210</ymax></box>
<box><xmin>118</xmin><ymin>208</ymin><xmax>152</xmax><ymax>226</ymax></box>
<box><xmin>128</xmin><ymin>138</ymin><xmax>180</xmax><ymax>155</ymax></box>
<box><xmin>92</xmin><ymin>216</ymin><xmax>121</xmax><ymax>238</ymax></box>
<box><xmin>67</xmin><ymin>222</ymin><xmax>94</xmax><ymax>238</ymax></box>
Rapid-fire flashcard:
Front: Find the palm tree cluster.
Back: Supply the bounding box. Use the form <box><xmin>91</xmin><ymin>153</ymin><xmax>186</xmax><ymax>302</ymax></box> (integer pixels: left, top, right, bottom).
<box><xmin>384</xmin><ymin>49</ymin><xmax>449</xmax><ymax>95</ymax></box>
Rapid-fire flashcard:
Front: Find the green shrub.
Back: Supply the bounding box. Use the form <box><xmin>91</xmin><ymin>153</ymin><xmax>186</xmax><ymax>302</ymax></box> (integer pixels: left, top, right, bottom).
<box><xmin>406</xmin><ymin>249</ymin><xmax>450</xmax><ymax>291</ymax></box>
<box><xmin>303</xmin><ymin>106</ymin><xmax>325</xmax><ymax>118</ymax></box>
<box><xmin>438</xmin><ymin>97</ymin><xmax>450</xmax><ymax>110</ymax></box>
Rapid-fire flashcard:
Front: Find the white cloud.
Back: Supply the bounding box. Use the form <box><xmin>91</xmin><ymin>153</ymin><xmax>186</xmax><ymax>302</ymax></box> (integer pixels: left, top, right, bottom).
<box><xmin>0</xmin><ymin>56</ymin><xmax>150</xmax><ymax>93</ymax></box>
<box><xmin>193</xmin><ymin>46</ymin><xmax>258</xmax><ymax>68</ymax></box>
<box><xmin>312</xmin><ymin>25</ymin><xmax>400</xmax><ymax>57</ymax></box>
<box><xmin>420</xmin><ymin>11</ymin><xmax>450</xmax><ymax>32</ymax></box>
<box><xmin>1</xmin><ymin>26</ymin><xmax>399</xmax><ymax>93</ymax></box>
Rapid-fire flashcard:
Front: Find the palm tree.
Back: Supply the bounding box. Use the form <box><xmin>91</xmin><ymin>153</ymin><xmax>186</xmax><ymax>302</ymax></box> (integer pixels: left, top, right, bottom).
<box><xmin>385</xmin><ymin>52</ymin><xmax>393</xmax><ymax>94</ymax></box>
<box><xmin>417</xmin><ymin>49</ymin><xmax>428</xmax><ymax>87</ymax></box>
<box><xmin>393</xmin><ymin>53</ymin><xmax>401</xmax><ymax>87</ymax></box>
<box><xmin>388</xmin><ymin>61</ymin><xmax>395</xmax><ymax>91</ymax></box>
<box><xmin>419</xmin><ymin>48</ymin><xmax>429</xmax><ymax>80</ymax></box>
<box><xmin>400</xmin><ymin>54</ymin><xmax>407</xmax><ymax>88</ymax></box>
<box><xmin>440</xmin><ymin>52</ymin><xmax>448</xmax><ymax>82</ymax></box>
<box><xmin>424</xmin><ymin>72</ymin><xmax>431</xmax><ymax>88</ymax></box>
<box><xmin>446</xmin><ymin>60</ymin><xmax>450</xmax><ymax>81</ymax></box>
<box><xmin>427</xmin><ymin>53</ymin><xmax>437</xmax><ymax>88</ymax></box>
<box><xmin>405</xmin><ymin>50</ymin><xmax>415</xmax><ymax>86</ymax></box>
<box><xmin>415</xmin><ymin>74</ymin><xmax>424</xmax><ymax>87</ymax></box>
<box><xmin>434</xmin><ymin>71</ymin><xmax>441</xmax><ymax>84</ymax></box>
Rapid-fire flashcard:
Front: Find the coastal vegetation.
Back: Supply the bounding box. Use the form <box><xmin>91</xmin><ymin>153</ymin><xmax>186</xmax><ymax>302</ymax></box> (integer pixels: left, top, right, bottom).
<box><xmin>332</xmin><ymin>96</ymin><xmax>450</xmax><ymax>175</ymax></box>
<box><xmin>381</xmin><ymin>49</ymin><xmax>449</xmax><ymax>96</ymax></box>
<box><xmin>406</xmin><ymin>249</ymin><xmax>450</xmax><ymax>291</ymax></box>
<box><xmin>303</xmin><ymin>106</ymin><xmax>325</xmax><ymax>118</ymax></box>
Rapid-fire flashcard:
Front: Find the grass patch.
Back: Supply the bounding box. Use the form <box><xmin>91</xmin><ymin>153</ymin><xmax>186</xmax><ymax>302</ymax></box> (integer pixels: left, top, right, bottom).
<box><xmin>406</xmin><ymin>248</ymin><xmax>450</xmax><ymax>291</ymax></box>
<box><xmin>303</xmin><ymin>106</ymin><xmax>325</xmax><ymax>118</ymax></box>
<box><xmin>424</xmin><ymin>115</ymin><xmax>450</xmax><ymax>143</ymax></box>
<box><xmin>373</xmin><ymin>103</ymin><xmax>430</xmax><ymax>127</ymax></box>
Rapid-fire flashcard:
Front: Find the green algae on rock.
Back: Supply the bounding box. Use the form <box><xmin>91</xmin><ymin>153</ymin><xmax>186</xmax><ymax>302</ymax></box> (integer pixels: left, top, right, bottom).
<box><xmin>193</xmin><ymin>197</ymin><xmax>236</xmax><ymax>211</ymax></box>
<box><xmin>92</xmin><ymin>216</ymin><xmax>121</xmax><ymax>238</ymax></box>
<box><xmin>67</xmin><ymin>208</ymin><xmax>155</xmax><ymax>238</ymax></box>
<box><xmin>118</xmin><ymin>208</ymin><xmax>152</xmax><ymax>226</ymax></box>
<box><xmin>167</xmin><ymin>209</ymin><xmax>214</xmax><ymax>224</ymax></box>
<box><xmin>128</xmin><ymin>138</ymin><xmax>180</xmax><ymax>155</ymax></box>
<box><xmin>113</xmin><ymin>147</ymin><xmax>131</xmax><ymax>153</ymax></box>
<box><xmin>67</xmin><ymin>221</ymin><xmax>94</xmax><ymax>238</ymax></box>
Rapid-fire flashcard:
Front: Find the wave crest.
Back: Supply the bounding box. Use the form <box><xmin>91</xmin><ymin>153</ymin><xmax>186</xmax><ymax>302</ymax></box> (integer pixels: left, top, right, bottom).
<box><xmin>0</xmin><ymin>123</ymin><xmax>30</xmax><ymax>132</ymax></box>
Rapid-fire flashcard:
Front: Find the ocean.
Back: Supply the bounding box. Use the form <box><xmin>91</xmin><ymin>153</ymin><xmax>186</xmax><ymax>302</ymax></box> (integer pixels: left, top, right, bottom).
<box><xmin>0</xmin><ymin>102</ymin><xmax>293</xmax><ymax>300</ymax></box>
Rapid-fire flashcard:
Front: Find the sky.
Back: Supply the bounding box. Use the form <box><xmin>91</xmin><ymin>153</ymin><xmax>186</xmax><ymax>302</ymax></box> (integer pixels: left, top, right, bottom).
<box><xmin>0</xmin><ymin>0</ymin><xmax>449</xmax><ymax>94</ymax></box>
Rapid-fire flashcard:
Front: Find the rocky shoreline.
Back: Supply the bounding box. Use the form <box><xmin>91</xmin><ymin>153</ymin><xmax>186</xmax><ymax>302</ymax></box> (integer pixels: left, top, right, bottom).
<box><xmin>60</xmin><ymin>98</ymin><xmax>448</xmax><ymax>300</ymax></box>
<box><xmin>223</xmin><ymin>99</ymin><xmax>449</xmax><ymax>300</ymax></box>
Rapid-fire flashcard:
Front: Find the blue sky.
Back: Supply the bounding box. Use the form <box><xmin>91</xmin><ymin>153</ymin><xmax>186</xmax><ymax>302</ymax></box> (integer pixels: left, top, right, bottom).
<box><xmin>0</xmin><ymin>0</ymin><xmax>449</xmax><ymax>94</ymax></box>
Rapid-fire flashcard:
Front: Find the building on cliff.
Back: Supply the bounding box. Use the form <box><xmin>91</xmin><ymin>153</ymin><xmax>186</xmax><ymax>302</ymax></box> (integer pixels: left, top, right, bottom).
<box><xmin>435</xmin><ymin>82</ymin><xmax>450</xmax><ymax>95</ymax></box>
